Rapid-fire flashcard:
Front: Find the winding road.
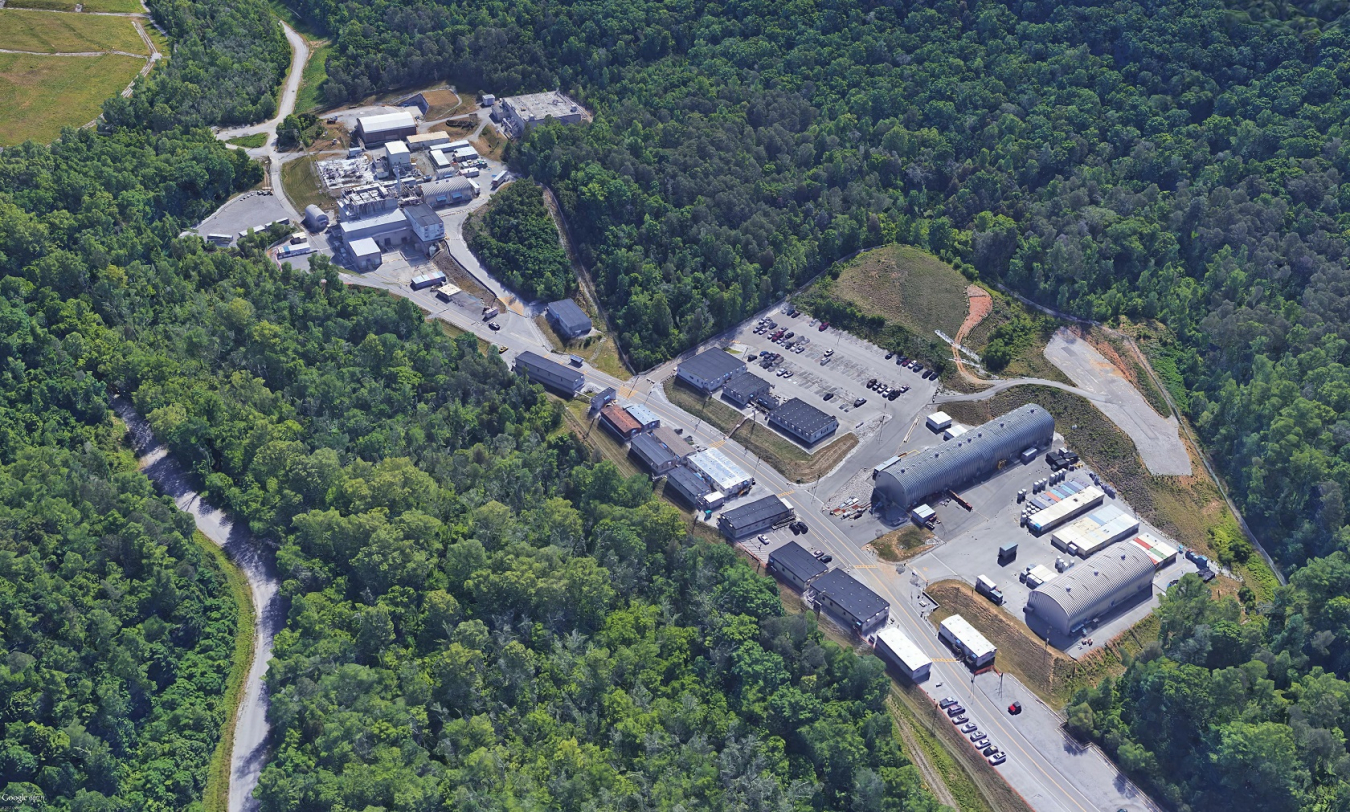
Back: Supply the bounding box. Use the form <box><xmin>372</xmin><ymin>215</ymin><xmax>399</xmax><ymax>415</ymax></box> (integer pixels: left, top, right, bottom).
<box><xmin>115</xmin><ymin>399</ymin><xmax>281</xmax><ymax>812</ymax></box>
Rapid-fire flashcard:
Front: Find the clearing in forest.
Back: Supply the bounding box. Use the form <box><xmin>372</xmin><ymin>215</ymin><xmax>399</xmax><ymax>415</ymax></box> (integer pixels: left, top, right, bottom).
<box><xmin>5</xmin><ymin>0</ymin><xmax>144</xmax><ymax>11</ymax></box>
<box><xmin>831</xmin><ymin>245</ymin><xmax>970</xmax><ymax>339</ymax></box>
<box><xmin>0</xmin><ymin>9</ymin><xmax>148</xmax><ymax>54</ymax></box>
<box><xmin>0</xmin><ymin>52</ymin><xmax>143</xmax><ymax>144</ymax></box>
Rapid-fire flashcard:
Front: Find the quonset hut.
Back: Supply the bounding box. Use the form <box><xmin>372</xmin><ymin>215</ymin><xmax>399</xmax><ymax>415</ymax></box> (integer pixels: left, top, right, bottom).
<box><xmin>1027</xmin><ymin>543</ymin><xmax>1155</xmax><ymax>635</ymax></box>
<box><xmin>873</xmin><ymin>404</ymin><xmax>1054</xmax><ymax>510</ymax></box>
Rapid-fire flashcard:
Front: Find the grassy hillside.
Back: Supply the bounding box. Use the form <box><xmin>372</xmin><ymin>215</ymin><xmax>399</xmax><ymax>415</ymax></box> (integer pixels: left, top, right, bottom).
<box><xmin>0</xmin><ymin>52</ymin><xmax>143</xmax><ymax>144</ymax></box>
<box><xmin>0</xmin><ymin>9</ymin><xmax>148</xmax><ymax>53</ymax></box>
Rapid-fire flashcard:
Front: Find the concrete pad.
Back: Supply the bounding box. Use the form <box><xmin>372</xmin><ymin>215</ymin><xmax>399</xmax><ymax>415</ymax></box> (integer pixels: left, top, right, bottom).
<box><xmin>1043</xmin><ymin>329</ymin><xmax>1191</xmax><ymax>476</ymax></box>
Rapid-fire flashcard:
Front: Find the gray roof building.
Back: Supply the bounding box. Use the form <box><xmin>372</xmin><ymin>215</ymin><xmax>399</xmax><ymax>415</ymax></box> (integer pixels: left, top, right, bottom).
<box><xmin>717</xmin><ymin>495</ymin><xmax>794</xmax><ymax>539</ymax></box>
<box><xmin>811</xmin><ymin>569</ymin><xmax>890</xmax><ymax>633</ymax></box>
<box><xmin>768</xmin><ymin>397</ymin><xmax>839</xmax><ymax>445</ymax></box>
<box><xmin>664</xmin><ymin>465</ymin><xmax>712</xmax><ymax>506</ymax></box>
<box><xmin>356</xmin><ymin>111</ymin><xmax>417</xmax><ymax>144</ymax></box>
<box><xmin>422</xmin><ymin>177</ymin><xmax>476</xmax><ymax>207</ymax></box>
<box><xmin>768</xmin><ymin>542</ymin><xmax>829</xmax><ymax>590</ymax></box>
<box><xmin>722</xmin><ymin>370</ymin><xmax>772</xmax><ymax>407</ymax></box>
<box><xmin>546</xmin><ymin>299</ymin><xmax>593</xmax><ymax>339</ymax></box>
<box><xmin>874</xmin><ymin>404</ymin><xmax>1054</xmax><ymax>509</ymax></box>
<box><xmin>629</xmin><ymin>432</ymin><xmax>680</xmax><ymax>474</ymax></box>
<box><xmin>514</xmin><ymin>351</ymin><xmax>585</xmax><ymax>397</ymax></box>
<box><xmin>651</xmin><ymin>426</ymin><xmax>688</xmax><ymax>457</ymax></box>
<box><xmin>677</xmin><ymin>349</ymin><xmax>746</xmax><ymax>393</ymax></box>
<box><xmin>1027</xmin><ymin>543</ymin><xmax>1155</xmax><ymax>636</ymax></box>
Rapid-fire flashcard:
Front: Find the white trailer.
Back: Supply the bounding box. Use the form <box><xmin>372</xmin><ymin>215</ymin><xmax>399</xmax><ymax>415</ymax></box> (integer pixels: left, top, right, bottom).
<box><xmin>938</xmin><ymin>614</ymin><xmax>996</xmax><ymax>669</ymax></box>
<box><xmin>874</xmin><ymin>628</ymin><xmax>931</xmax><ymax>681</ymax></box>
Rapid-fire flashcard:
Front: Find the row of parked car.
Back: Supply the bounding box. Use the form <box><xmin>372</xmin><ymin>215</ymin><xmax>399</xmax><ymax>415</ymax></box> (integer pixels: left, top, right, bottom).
<box><xmin>939</xmin><ymin>696</ymin><xmax>1008</xmax><ymax>765</ymax></box>
<box><xmin>885</xmin><ymin>351</ymin><xmax>939</xmax><ymax>379</ymax></box>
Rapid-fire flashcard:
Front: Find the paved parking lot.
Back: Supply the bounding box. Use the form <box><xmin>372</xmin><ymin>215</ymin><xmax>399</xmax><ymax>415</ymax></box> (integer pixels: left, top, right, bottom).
<box><xmin>194</xmin><ymin>190</ymin><xmax>293</xmax><ymax>244</ymax></box>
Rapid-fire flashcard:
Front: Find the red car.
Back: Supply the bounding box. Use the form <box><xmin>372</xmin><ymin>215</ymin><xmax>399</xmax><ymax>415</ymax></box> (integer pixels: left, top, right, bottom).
<box><xmin>1008</xmin><ymin>701</ymin><xmax>1022</xmax><ymax>715</ymax></box>
<box><xmin>818</xmin><ymin>322</ymin><xmax>829</xmax><ymax>331</ymax></box>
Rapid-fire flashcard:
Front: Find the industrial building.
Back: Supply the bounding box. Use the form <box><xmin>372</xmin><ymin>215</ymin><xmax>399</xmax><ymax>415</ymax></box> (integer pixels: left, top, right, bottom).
<box><xmin>1027</xmin><ymin>544</ymin><xmax>1156</xmax><ymax>636</ymax></box>
<box><xmin>450</xmin><ymin>145</ymin><xmax>480</xmax><ymax>163</ymax></box>
<box><xmin>590</xmin><ymin>387</ymin><xmax>616</xmax><ymax>412</ymax></box>
<box><xmin>676</xmin><ymin>349</ymin><xmax>746</xmax><ymax>393</ymax></box>
<box><xmin>406</xmin><ymin>131</ymin><xmax>450</xmax><ymax>151</ymax></box>
<box><xmin>513</xmin><ymin>350</ymin><xmax>585</xmax><ymax>397</ymax></box>
<box><xmin>499</xmin><ymin>91</ymin><xmax>585</xmax><ymax>136</ymax></box>
<box><xmin>874</xmin><ymin>404</ymin><xmax>1056</xmax><ymax>510</ymax></box>
<box><xmin>430</xmin><ymin>150</ymin><xmax>453</xmax><ymax>174</ymax></box>
<box><xmin>545</xmin><ymin>299</ymin><xmax>593</xmax><ymax>339</ymax></box>
<box><xmin>810</xmin><ymin>569</ymin><xmax>890</xmax><ymax>634</ymax></box>
<box><xmin>403</xmin><ymin>203</ymin><xmax>445</xmax><ymax>245</ymax></box>
<box><xmin>768</xmin><ymin>398</ymin><xmax>839</xmax><ymax>445</ymax></box>
<box><xmin>1026</xmin><ymin>486</ymin><xmax>1106</xmax><ymax>534</ymax></box>
<box><xmin>1129</xmin><ymin>533</ymin><xmax>1178</xmax><ymax>567</ymax></box>
<box><xmin>926</xmin><ymin>411</ymin><xmax>953</xmax><ymax>432</ymax></box>
<box><xmin>356</xmin><ymin>111</ymin><xmax>417</xmax><ymax>145</ymax></box>
<box><xmin>339</xmin><ymin>209</ymin><xmax>410</xmax><ymax>247</ymax></box>
<box><xmin>385</xmin><ymin>140</ymin><xmax>411</xmax><ymax>169</ymax></box>
<box><xmin>688</xmin><ymin>447</ymin><xmax>753</xmax><ymax>495</ymax></box>
<box><xmin>874</xmin><ymin>628</ymin><xmax>932</xmax><ymax>681</ymax></box>
<box><xmin>629</xmin><ymin>432</ymin><xmax>681</xmax><ymax>474</ymax></box>
<box><xmin>303</xmin><ymin>204</ymin><xmax>330</xmax><ymax>231</ymax></box>
<box><xmin>625</xmin><ymin>404</ymin><xmax>660</xmax><ymax>431</ymax></box>
<box><xmin>1024</xmin><ymin>564</ymin><xmax>1057</xmax><ymax>589</ymax></box>
<box><xmin>349</xmin><ymin>238</ymin><xmax>382</xmax><ymax>271</ymax></box>
<box><xmin>600</xmin><ymin>403</ymin><xmax>642</xmax><ymax>440</ymax></box>
<box><xmin>651</xmin><ymin>426</ymin><xmax>688</xmax><ymax>456</ymax></box>
<box><xmin>664</xmin><ymin>465</ymin><xmax>714</xmax><ymax>507</ymax></box>
<box><xmin>722</xmin><ymin>370</ymin><xmax>772</xmax><ymax>407</ymax></box>
<box><xmin>1052</xmin><ymin>504</ymin><xmax>1140</xmax><ymax>558</ymax></box>
<box><xmin>718</xmin><ymin>495</ymin><xmax>794</xmax><ymax>539</ymax></box>
<box><xmin>767</xmin><ymin>541</ymin><xmax>828</xmax><ymax>590</ymax></box>
<box><xmin>421</xmin><ymin>177</ymin><xmax>477</xmax><ymax>207</ymax></box>
<box><xmin>943</xmin><ymin>425</ymin><xmax>969</xmax><ymax>441</ymax></box>
<box><xmin>938</xmin><ymin>615</ymin><xmax>997</xmax><ymax>669</ymax></box>
<box><xmin>339</xmin><ymin>185</ymin><xmax>399</xmax><ymax>220</ymax></box>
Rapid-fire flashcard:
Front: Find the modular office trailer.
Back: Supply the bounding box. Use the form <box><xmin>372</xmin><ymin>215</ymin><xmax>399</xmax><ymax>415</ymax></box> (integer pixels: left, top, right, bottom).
<box><xmin>938</xmin><ymin>614</ymin><xmax>996</xmax><ymax>669</ymax></box>
<box><xmin>874</xmin><ymin>627</ymin><xmax>931</xmax><ymax>681</ymax></box>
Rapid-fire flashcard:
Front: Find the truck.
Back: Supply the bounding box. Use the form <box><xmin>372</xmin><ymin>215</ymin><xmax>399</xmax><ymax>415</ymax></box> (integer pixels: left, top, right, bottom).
<box><xmin>975</xmin><ymin>575</ymin><xmax>1004</xmax><ymax>605</ymax></box>
<box><xmin>491</xmin><ymin>171</ymin><xmax>510</xmax><ymax>190</ymax></box>
<box><xmin>482</xmin><ymin>306</ymin><xmax>499</xmax><ymax>321</ymax></box>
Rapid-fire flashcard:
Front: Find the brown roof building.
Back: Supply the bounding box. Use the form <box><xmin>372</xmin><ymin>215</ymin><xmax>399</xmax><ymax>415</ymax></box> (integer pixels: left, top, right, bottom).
<box><xmin>600</xmin><ymin>403</ymin><xmax>642</xmax><ymax>440</ymax></box>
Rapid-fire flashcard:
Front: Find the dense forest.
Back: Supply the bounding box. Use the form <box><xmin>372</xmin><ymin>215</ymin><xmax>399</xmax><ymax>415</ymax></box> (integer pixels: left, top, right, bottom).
<box><xmin>0</xmin><ymin>124</ymin><xmax>937</xmax><ymax>811</ymax></box>
<box><xmin>0</xmin><ymin>131</ymin><xmax>258</xmax><ymax>809</ymax></box>
<box><xmin>466</xmin><ymin>181</ymin><xmax>575</xmax><ymax>302</ymax></box>
<box><xmin>103</xmin><ymin>0</ymin><xmax>290</xmax><ymax>129</ymax></box>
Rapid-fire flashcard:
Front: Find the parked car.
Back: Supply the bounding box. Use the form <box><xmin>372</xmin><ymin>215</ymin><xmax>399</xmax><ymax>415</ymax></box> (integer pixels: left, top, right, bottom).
<box><xmin>819</xmin><ymin>554</ymin><xmax>832</xmax><ymax>563</ymax></box>
<box><xmin>823</xmin><ymin>392</ymin><xmax>834</xmax><ymax>401</ymax></box>
<box><xmin>972</xmin><ymin>737</ymin><xmax>990</xmax><ymax>749</ymax></box>
<box><xmin>988</xmin><ymin>752</ymin><xmax>1006</xmax><ymax>766</ymax></box>
<box><xmin>812</xmin><ymin>549</ymin><xmax>825</xmax><ymax>558</ymax></box>
<box><xmin>853</xmin><ymin>397</ymin><xmax>866</xmax><ymax>407</ymax></box>
<box><xmin>960</xmin><ymin>723</ymin><xmax>978</xmax><ymax>734</ymax></box>
<box><xmin>946</xmin><ymin>705</ymin><xmax>964</xmax><ymax>717</ymax></box>
<box><xmin>885</xmin><ymin>352</ymin><xmax>894</xmax><ymax>359</ymax></box>
<box><xmin>950</xmin><ymin>714</ymin><xmax>968</xmax><ymax>725</ymax></box>
<box><xmin>938</xmin><ymin>697</ymin><xmax>959</xmax><ymax>709</ymax></box>
<box><xmin>1008</xmin><ymin>701</ymin><xmax>1022</xmax><ymax>715</ymax></box>
<box><xmin>818</xmin><ymin>322</ymin><xmax>829</xmax><ymax>331</ymax></box>
<box><xmin>970</xmin><ymin>730</ymin><xmax>985</xmax><ymax>741</ymax></box>
<box><xmin>981</xmin><ymin>744</ymin><xmax>999</xmax><ymax>757</ymax></box>
<box><xmin>488</xmin><ymin>322</ymin><xmax>501</xmax><ymax>331</ymax></box>
<box><xmin>757</xmin><ymin>535</ymin><xmax>769</xmax><ymax>544</ymax></box>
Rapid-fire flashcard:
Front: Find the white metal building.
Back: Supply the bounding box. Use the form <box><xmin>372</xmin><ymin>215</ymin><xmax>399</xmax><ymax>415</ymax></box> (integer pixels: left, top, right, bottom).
<box><xmin>385</xmin><ymin>140</ymin><xmax>411</xmax><ymax>168</ymax></box>
<box><xmin>356</xmin><ymin>111</ymin><xmax>417</xmax><ymax>145</ymax></box>
<box><xmin>874</xmin><ymin>628</ymin><xmax>931</xmax><ymax>681</ymax></box>
<box><xmin>688</xmin><ymin>447</ymin><xmax>752</xmax><ymax>495</ymax></box>
<box><xmin>1027</xmin><ymin>486</ymin><xmax>1106</xmax><ymax>534</ymax></box>
<box><xmin>1052</xmin><ymin>504</ymin><xmax>1140</xmax><ymax>558</ymax></box>
<box><xmin>500</xmin><ymin>91</ymin><xmax>585</xmax><ymax>135</ymax></box>
<box><xmin>926</xmin><ymin>411</ymin><xmax>953</xmax><ymax>431</ymax></box>
<box><xmin>1027</xmin><ymin>543</ymin><xmax>1156</xmax><ymax>636</ymax></box>
<box><xmin>938</xmin><ymin>614</ymin><xmax>996</xmax><ymax>669</ymax></box>
<box><xmin>943</xmin><ymin>425</ymin><xmax>969</xmax><ymax>441</ymax></box>
<box><xmin>349</xmin><ymin>238</ymin><xmax>382</xmax><ymax>271</ymax></box>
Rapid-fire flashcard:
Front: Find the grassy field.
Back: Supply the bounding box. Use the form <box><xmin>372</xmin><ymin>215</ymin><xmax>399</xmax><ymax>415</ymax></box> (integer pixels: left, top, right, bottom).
<box><xmin>279</xmin><ymin>154</ymin><xmax>334</xmax><ymax>216</ymax></box>
<box><xmin>663</xmin><ymin>376</ymin><xmax>748</xmax><ymax>434</ymax></box>
<box><xmin>869</xmin><ymin>524</ymin><xmax>932</xmax><ymax>561</ymax></box>
<box><xmin>832</xmin><ymin>245</ymin><xmax>970</xmax><ymax>338</ymax></box>
<box><xmin>958</xmin><ymin>291</ymin><xmax>1073</xmax><ymax>385</ymax></box>
<box><xmin>939</xmin><ymin>385</ymin><xmax>1280</xmax><ymax>602</ymax></box>
<box><xmin>228</xmin><ymin>133</ymin><xmax>267</xmax><ymax>148</ymax></box>
<box><xmin>294</xmin><ymin>42</ymin><xmax>330</xmax><ymax>114</ymax></box>
<box><xmin>0</xmin><ymin>9</ymin><xmax>147</xmax><ymax>53</ymax></box>
<box><xmin>0</xmin><ymin>53</ymin><xmax>142</xmax><ymax>144</ymax></box>
<box><xmin>196</xmin><ymin>531</ymin><xmax>255</xmax><ymax>812</ymax></box>
<box><xmin>472</xmin><ymin>125</ymin><xmax>506</xmax><ymax>160</ymax></box>
<box><xmin>6</xmin><ymin>0</ymin><xmax>144</xmax><ymax>11</ymax></box>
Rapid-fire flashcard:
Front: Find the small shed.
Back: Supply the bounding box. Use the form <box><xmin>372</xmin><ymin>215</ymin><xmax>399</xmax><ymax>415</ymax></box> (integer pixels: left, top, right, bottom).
<box><xmin>926</xmin><ymin>411</ymin><xmax>953</xmax><ymax>432</ymax></box>
<box><xmin>911</xmin><ymin>504</ymin><xmax>936</xmax><ymax>525</ymax></box>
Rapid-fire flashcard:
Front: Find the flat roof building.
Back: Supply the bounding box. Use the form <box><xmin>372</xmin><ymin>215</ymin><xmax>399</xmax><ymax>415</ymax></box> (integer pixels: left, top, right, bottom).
<box><xmin>625</xmin><ymin>404</ymin><xmax>660</xmax><ymax>431</ymax></box>
<box><xmin>943</xmin><ymin>425</ymin><xmax>969</xmax><ymax>441</ymax></box>
<box><xmin>500</xmin><ymin>91</ymin><xmax>585</xmax><ymax>136</ymax></box>
<box><xmin>810</xmin><ymin>569</ymin><xmax>890</xmax><ymax>634</ymax></box>
<box><xmin>1129</xmin><ymin>533</ymin><xmax>1178</xmax><ymax>567</ymax></box>
<box><xmin>600</xmin><ymin>403</ymin><xmax>642</xmax><ymax>440</ymax></box>
<box><xmin>339</xmin><ymin>209</ymin><xmax>410</xmax><ymax>247</ymax></box>
<box><xmin>651</xmin><ymin>426</ymin><xmax>688</xmax><ymax>456</ymax></box>
<box><xmin>926</xmin><ymin>411</ymin><xmax>953</xmax><ymax>431</ymax></box>
<box><xmin>385</xmin><ymin>140</ymin><xmax>411</xmax><ymax>167</ymax></box>
<box><xmin>514</xmin><ymin>350</ymin><xmax>584</xmax><ymax>397</ymax></box>
<box><xmin>677</xmin><ymin>349</ymin><xmax>746</xmax><ymax>393</ymax></box>
<box><xmin>874</xmin><ymin>628</ymin><xmax>932</xmax><ymax>681</ymax></box>
<box><xmin>664</xmin><ymin>465</ymin><xmax>713</xmax><ymax>507</ymax></box>
<box><xmin>874</xmin><ymin>404</ymin><xmax>1055</xmax><ymax>510</ymax></box>
<box><xmin>688</xmin><ymin>447</ymin><xmax>753</xmax><ymax>495</ymax></box>
<box><xmin>545</xmin><ymin>299</ymin><xmax>593</xmax><ymax>339</ymax></box>
<box><xmin>356</xmin><ymin>111</ymin><xmax>417</xmax><ymax>145</ymax></box>
<box><xmin>768</xmin><ymin>398</ymin><xmax>839</xmax><ymax>445</ymax></box>
<box><xmin>938</xmin><ymin>615</ymin><xmax>997</xmax><ymax>669</ymax></box>
<box><xmin>590</xmin><ymin>387</ymin><xmax>616</xmax><ymax>412</ymax></box>
<box><xmin>349</xmin><ymin>237</ymin><xmax>382</xmax><ymax>271</ymax></box>
<box><xmin>406</xmin><ymin>131</ymin><xmax>451</xmax><ymax>150</ymax></box>
<box><xmin>1027</xmin><ymin>544</ymin><xmax>1156</xmax><ymax>636</ymax></box>
<box><xmin>767</xmin><ymin>541</ymin><xmax>829</xmax><ymax>590</ymax></box>
<box><xmin>1027</xmin><ymin>486</ymin><xmax>1106</xmax><ymax>535</ymax></box>
<box><xmin>718</xmin><ymin>495</ymin><xmax>794</xmax><ymax>539</ymax></box>
<box><xmin>403</xmin><ymin>202</ymin><xmax>445</xmax><ymax>244</ymax></box>
<box><xmin>1052</xmin><ymin>504</ymin><xmax>1140</xmax><ymax>558</ymax></box>
<box><xmin>451</xmin><ymin>145</ymin><xmax>480</xmax><ymax>162</ymax></box>
<box><xmin>629</xmin><ymin>432</ymin><xmax>680</xmax><ymax>475</ymax></box>
<box><xmin>722</xmin><ymin>370</ymin><xmax>772</xmax><ymax>407</ymax></box>
<box><xmin>422</xmin><ymin>177</ymin><xmax>477</xmax><ymax>207</ymax></box>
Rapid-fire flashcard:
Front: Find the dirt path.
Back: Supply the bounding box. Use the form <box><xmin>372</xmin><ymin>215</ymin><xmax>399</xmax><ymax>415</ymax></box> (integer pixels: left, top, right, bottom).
<box><xmin>951</xmin><ymin>284</ymin><xmax>993</xmax><ymax>386</ymax></box>
<box><xmin>890</xmin><ymin>705</ymin><xmax>959</xmax><ymax>808</ymax></box>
